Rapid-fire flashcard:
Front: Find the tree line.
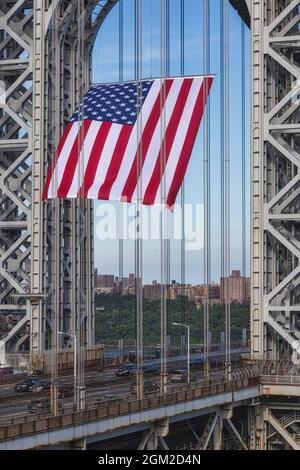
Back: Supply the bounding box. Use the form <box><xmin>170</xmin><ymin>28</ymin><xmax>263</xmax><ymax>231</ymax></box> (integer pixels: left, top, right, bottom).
<box><xmin>95</xmin><ymin>293</ymin><xmax>250</xmax><ymax>346</ymax></box>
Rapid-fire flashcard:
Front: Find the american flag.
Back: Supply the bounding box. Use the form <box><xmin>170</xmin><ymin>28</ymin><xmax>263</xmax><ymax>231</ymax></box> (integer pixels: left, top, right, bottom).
<box><xmin>43</xmin><ymin>76</ymin><xmax>213</xmax><ymax>209</ymax></box>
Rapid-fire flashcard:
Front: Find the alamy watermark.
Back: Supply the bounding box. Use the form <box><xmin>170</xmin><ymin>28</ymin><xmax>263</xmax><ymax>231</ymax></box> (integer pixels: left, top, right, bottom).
<box><xmin>95</xmin><ymin>202</ymin><xmax>204</xmax><ymax>251</ymax></box>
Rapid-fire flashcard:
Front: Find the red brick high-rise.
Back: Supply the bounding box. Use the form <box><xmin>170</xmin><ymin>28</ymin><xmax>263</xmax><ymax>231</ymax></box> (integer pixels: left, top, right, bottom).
<box><xmin>220</xmin><ymin>270</ymin><xmax>250</xmax><ymax>303</ymax></box>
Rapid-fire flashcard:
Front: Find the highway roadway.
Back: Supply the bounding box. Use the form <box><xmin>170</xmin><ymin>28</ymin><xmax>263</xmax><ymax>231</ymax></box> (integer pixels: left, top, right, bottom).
<box><xmin>0</xmin><ymin>348</ymin><xmax>249</xmax><ymax>424</ymax></box>
<box><xmin>0</xmin><ymin>368</ymin><xmax>228</xmax><ymax>424</ymax></box>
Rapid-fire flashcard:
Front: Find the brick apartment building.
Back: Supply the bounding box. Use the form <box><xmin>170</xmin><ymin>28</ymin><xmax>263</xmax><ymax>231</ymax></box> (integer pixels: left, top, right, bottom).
<box><xmin>220</xmin><ymin>270</ymin><xmax>250</xmax><ymax>303</ymax></box>
<box><xmin>94</xmin><ymin>272</ymin><xmax>115</xmax><ymax>289</ymax></box>
<box><xmin>94</xmin><ymin>270</ymin><xmax>250</xmax><ymax>305</ymax></box>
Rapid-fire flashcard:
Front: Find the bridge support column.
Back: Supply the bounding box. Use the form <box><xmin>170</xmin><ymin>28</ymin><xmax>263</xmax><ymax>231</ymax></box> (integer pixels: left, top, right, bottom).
<box><xmin>213</xmin><ymin>416</ymin><xmax>223</xmax><ymax>450</ymax></box>
<box><xmin>213</xmin><ymin>405</ymin><xmax>233</xmax><ymax>450</ymax></box>
<box><xmin>138</xmin><ymin>418</ymin><xmax>169</xmax><ymax>450</ymax></box>
<box><xmin>65</xmin><ymin>438</ymin><xmax>87</xmax><ymax>450</ymax></box>
<box><xmin>248</xmin><ymin>401</ymin><xmax>267</xmax><ymax>450</ymax></box>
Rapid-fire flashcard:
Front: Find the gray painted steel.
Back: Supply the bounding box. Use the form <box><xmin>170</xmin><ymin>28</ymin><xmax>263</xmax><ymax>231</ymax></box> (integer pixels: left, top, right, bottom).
<box><xmin>0</xmin><ymin>385</ymin><xmax>259</xmax><ymax>450</ymax></box>
<box><xmin>0</xmin><ymin>0</ymin><xmax>117</xmax><ymax>361</ymax></box>
<box><xmin>251</xmin><ymin>0</ymin><xmax>300</xmax><ymax>361</ymax></box>
<box><xmin>1</xmin><ymin>0</ymin><xmax>300</xmax><ymax>452</ymax></box>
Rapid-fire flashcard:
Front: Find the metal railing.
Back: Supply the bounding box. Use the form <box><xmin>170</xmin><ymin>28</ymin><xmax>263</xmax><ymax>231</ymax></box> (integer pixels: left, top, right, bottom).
<box><xmin>0</xmin><ymin>377</ymin><xmax>259</xmax><ymax>442</ymax></box>
<box><xmin>1</xmin><ymin>369</ymin><xmax>300</xmax><ymax>443</ymax></box>
<box><xmin>260</xmin><ymin>375</ymin><xmax>300</xmax><ymax>385</ymax></box>
<box><xmin>267</xmin><ymin>411</ymin><xmax>300</xmax><ymax>438</ymax></box>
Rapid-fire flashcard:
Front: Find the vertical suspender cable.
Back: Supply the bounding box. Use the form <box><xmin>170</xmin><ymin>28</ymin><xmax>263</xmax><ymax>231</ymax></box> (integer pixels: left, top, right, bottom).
<box><xmin>77</xmin><ymin>0</ymin><xmax>86</xmax><ymax>408</ymax></box>
<box><xmin>135</xmin><ymin>0</ymin><xmax>144</xmax><ymax>400</ymax></box>
<box><xmin>49</xmin><ymin>1</ymin><xmax>59</xmax><ymax>415</ymax></box>
<box><xmin>166</xmin><ymin>0</ymin><xmax>170</xmax><ymax>78</ymax></box>
<box><xmin>220</xmin><ymin>0</ymin><xmax>224</xmax><ymax>369</ymax></box>
<box><xmin>180</xmin><ymin>0</ymin><xmax>185</xmax><ymax>78</ymax></box>
<box><xmin>225</xmin><ymin>0</ymin><xmax>231</xmax><ymax>378</ymax></box>
<box><xmin>223</xmin><ymin>1</ymin><xmax>231</xmax><ymax>380</ymax></box>
<box><xmin>165</xmin><ymin>0</ymin><xmax>171</xmax><ymax>353</ymax></box>
<box><xmin>203</xmin><ymin>0</ymin><xmax>211</xmax><ymax>384</ymax></box>
<box><xmin>180</xmin><ymin>0</ymin><xmax>186</xmax><ymax>356</ymax></box>
<box><xmin>77</xmin><ymin>0</ymin><xmax>82</xmax><ymax>401</ymax></box>
<box><xmin>160</xmin><ymin>0</ymin><xmax>168</xmax><ymax>395</ymax></box>
<box><xmin>220</xmin><ymin>0</ymin><xmax>231</xmax><ymax>380</ymax></box>
<box><xmin>118</xmin><ymin>0</ymin><xmax>124</xmax><ymax>362</ymax></box>
<box><xmin>241</xmin><ymin>21</ymin><xmax>246</xmax><ymax>304</ymax></box>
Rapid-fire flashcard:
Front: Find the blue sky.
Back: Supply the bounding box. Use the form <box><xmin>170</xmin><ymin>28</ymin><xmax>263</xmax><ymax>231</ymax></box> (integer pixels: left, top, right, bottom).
<box><xmin>92</xmin><ymin>0</ymin><xmax>250</xmax><ymax>284</ymax></box>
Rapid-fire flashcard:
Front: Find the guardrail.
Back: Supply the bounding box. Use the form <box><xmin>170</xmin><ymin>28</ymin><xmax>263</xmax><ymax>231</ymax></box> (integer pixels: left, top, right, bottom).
<box><xmin>2</xmin><ymin>372</ymin><xmax>300</xmax><ymax>443</ymax></box>
<box><xmin>0</xmin><ymin>377</ymin><xmax>259</xmax><ymax>442</ymax></box>
<box><xmin>260</xmin><ymin>375</ymin><xmax>300</xmax><ymax>385</ymax></box>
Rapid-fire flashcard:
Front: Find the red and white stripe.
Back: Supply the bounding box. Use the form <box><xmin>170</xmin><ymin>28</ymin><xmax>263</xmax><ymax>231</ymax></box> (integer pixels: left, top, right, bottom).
<box><xmin>43</xmin><ymin>76</ymin><xmax>213</xmax><ymax>209</ymax></box>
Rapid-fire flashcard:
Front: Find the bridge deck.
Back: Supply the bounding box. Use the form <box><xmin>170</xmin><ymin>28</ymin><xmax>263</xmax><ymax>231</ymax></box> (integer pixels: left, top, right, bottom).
<box><xmin>1</xmin><ymin>374</ymin><xmax>300</xmax><ymax>449</ymax></box>
<box><xmin>0</xmin><ymin>377</ymin><xmax>259</xmax><ymax>450</ymax></box>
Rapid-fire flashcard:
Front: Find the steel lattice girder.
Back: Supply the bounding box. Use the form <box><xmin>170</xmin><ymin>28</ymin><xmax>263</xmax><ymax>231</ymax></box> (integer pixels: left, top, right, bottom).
<box><xmin>0</xmin><ymin>0</ymin><xmax>252</xmax><ymax>361</ymax></box>
<box><xmin>251</xmin><ymin>0</ymin><xmax>300</xmax><ymax>360</ymax></box>
<box><xmin>0</xmin><ymin>0</ymin><xmax>118</xmax><ymax>361</ymax></box>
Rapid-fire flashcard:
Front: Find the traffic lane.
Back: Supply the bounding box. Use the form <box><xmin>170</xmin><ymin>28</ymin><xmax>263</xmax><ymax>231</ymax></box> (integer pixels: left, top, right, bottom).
<box><xmin>0</xmin><ymin>369</ymin><xmax>229</xmax><ymax>416</ymax></box>
<box><xmin>0</xmin><ymin>383</ymin><xmax>133</xmax><ymax>422</ymax></box>
<box><xmin>0</xmin><ymin>347</ymin><xmax>246</xmax><ymax>389</ymax></box>
<box><xmin>0</xmin><ymin>368</ymin><xmax>114</xmax><ymax>392</ymax></box>
<box><xmin>0</xmin><ymin>369</ymin><xmax>227</xmax><ymax>422</ymax></box>
<box><xmin>0</xmin><ymin>368</ymin><xmax>122</xmax><ymax>399</ymax></box>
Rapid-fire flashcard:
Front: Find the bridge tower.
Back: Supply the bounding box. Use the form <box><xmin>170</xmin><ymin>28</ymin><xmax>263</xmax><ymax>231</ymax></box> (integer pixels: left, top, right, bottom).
<box><xmin>217</xmin><ymin>0</ymin><xmax>300</xmax><ymax>450</ymax></box>
<box><xmin>251</xmin><ymin>0</ymin><xmax>300</xmax><ymax>362</ymax></box>
<box><xmin>250</xmin><ymin>0</ymin><xmax>300</xmax><ymax>450</ymax></box>
<box><xmin>0</xmin><ymin>0</ymin><xmax>117</xmax><ymax>365</ymax></box>
<box><xmin>0</xmin><ymin>0</ymin><xmax>300</xmax><ymax>451</ymax></box>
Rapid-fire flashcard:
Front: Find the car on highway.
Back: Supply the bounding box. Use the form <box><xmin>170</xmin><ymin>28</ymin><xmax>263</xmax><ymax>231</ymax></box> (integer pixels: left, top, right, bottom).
<box><xmin>129</xmin><ymin>381</ymin><xmax>159</xmax><ymax>396</ymax></box>
<box><xmin>170</xmin><ymin>369</ymin><xmax>196</xmax><ymax>383</ymax></box>
<box><xmin>94</xmin><ymin>394</ymin><xmax>125</xmax><ymax>407</ymax></box>
<box><xmin>128</xmin><ymin>364</ymin><xmax>160</xmax><ymax>375</ymax></box>
<box><xmin>13</xmin><ymin>377</ymin><xmax>40</xmax><ymax>392</ymax></box>
<box><xmin>115</xmin><ymin>363</ymin><xmax>136</xmax><ymax>377</ymax></box>
<box><xmin>30</xmin><ymin>380</ymin><xmax>51</xmax><ymax>393</ymax></box>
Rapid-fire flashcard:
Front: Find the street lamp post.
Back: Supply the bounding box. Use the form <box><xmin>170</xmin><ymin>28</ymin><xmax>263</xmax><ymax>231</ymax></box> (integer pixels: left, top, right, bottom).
<box><xmin>172</xmin><ymin>322</ymin><xmax>190</xmax><ymax>384</ymax></box>
<box><xmin>58</xmin><ymin>331</ymin><xmax>77</xmax><ymax>407</ymax></box>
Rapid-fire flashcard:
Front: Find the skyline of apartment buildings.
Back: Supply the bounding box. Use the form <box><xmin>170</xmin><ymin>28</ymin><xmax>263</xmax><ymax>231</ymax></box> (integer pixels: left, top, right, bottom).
<box><xmin>94</xmin><ymin>270</ymin><xmax>250</xmax><ymax>304</ymax></box>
